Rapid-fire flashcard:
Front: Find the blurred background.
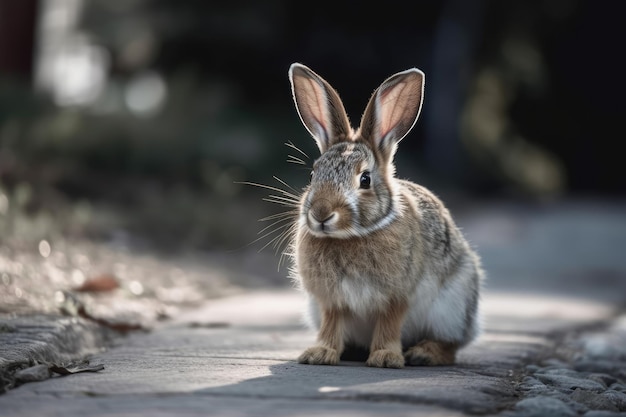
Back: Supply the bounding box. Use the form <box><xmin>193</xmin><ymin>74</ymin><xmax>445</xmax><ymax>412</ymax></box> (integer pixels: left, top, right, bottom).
<box><xmin>1</xmin><ymin>0</ymin><xmax>625</xmax><ymax>319</ymax></box>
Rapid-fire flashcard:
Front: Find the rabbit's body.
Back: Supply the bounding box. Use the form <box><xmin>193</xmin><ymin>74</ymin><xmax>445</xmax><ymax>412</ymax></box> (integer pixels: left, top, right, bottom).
<box><xmin>297</xmin><ymin>179</ymin><xmax>481</xmax><ymax>351</ymax></box>
<box><xmin>287</xmin><ymin>64</ymin><xmax>483</xmax><ymax>368</ymax></box>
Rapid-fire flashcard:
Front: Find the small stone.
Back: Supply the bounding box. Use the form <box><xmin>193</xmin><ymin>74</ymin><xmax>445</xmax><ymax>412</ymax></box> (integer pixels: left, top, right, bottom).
<box><xmin>537</xmin><ymin>367</ymin><xmax>580</xmax><ymax>377</ymax></box>
<box><xmin>588</xmin><ymin>373</ymin><xmax>617</xmax><ymax>388</ymax></box>
<box><xmin>15</xmin><ymin>364</ymin><xmax>51</xmax><ymax>383</ymax></box>
<box><xmin>535</xmin><ymin>373</ymin><xmax>606</xmax><ymax>393</ymax></box>
<box><xmin>0</xmin><ymin>322</ymin><xmax>17</xmax><ymax>333</ymax></box>
<box><xmin>602</xmin><ymin>390</ymin><xmax>626</xmax><ymax>411</ymax></box>
<box><xmin>515</xmin><ymin>396</ymin><xmax>577</xmax><ymax>417</ymax></box>
<box><xmin>526</xmin><ymin>364</ymin><xmax>540</xmax><ymax>373</ymax></box>
<box><xmin>575</xmin><ymin>359</ymin><xmax>622</xmax><ymax>374</ymax></box>
<box><xmin>520</xmin><ymin>376</ymin><xmax>550</xmax><ymax>396</ymax></box>
<box><xmin>584</xmin><ymin>411</ymin><xmax>626</xmax><ymax>417</ymax></box>
<box><xmin>571</xmin><ymin>388</ymin><xmax>618</xmax><ymax>412</ymax></box>
<box><xmin>542</xmin><ymin>358</ymin><xmax>572</xmax><ymax>369</ymax></box>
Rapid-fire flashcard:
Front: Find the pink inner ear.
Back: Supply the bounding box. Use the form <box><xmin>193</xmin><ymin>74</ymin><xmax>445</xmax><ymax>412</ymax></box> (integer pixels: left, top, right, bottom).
<box><xmin>376</xmin><ymin>81</ymin><xmax>410</xmax><ymax>139</ymax></box>
<box><xmin>302</xmin><ymin>77</ymin><xmax>329</xmax><ymax>137</ymax></box>
<box><xmin>310</xmin><ymin>117</ymin><xmax>327</xmax><ymax>142</ymax></box>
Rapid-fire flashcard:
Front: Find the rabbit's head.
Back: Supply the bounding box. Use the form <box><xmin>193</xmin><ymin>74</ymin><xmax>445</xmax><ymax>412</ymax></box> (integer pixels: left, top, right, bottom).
<box><xmin>289</xmin><ymin>63</ymin><xmax>424</xmax><ymax>238</ymax></box>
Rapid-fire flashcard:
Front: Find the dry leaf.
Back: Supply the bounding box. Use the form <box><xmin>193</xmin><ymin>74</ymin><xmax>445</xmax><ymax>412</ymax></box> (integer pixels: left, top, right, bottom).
<box><xmin>50</xmin><ymin>361</ymin><xmax>104</xmax><ymax>375</ymax></box>
<box><xmin>74</xmin><ymin>274</ymin><xmax>119</xmax><ymax>293</ymax></box>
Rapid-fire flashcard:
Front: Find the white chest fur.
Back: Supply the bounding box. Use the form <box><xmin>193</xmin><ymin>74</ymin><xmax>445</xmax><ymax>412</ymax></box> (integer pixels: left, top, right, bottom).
<box><xmin>305</xmin><ymin>267</ymin><xmax>477</xmax><ymax>349</ymax></box>
<box><xmin>339</xmin><ymin>277</ymin><xmax>388</xmax><ymax>317</ymax></box>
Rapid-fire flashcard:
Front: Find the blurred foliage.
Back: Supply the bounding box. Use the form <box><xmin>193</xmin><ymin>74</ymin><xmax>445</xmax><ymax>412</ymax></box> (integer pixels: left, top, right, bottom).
<box><xmin>0</xmin><ymin>73</ymin><xmax>298</xmax><ymax>250</ymax></box>
<box><xmin>1</xmin><ymin>0</ymin><xmax>625</xmax><ymax>252</ymax></box>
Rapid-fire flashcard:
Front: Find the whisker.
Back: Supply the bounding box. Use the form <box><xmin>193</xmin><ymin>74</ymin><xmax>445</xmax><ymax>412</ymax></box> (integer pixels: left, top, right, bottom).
<box><xmin>263</xmin><ymin>201</ymin><xmax>299</xmax><ymax>209</ymax></box>
<box><xmin>273</xmin><ymin>226</ymin><xmax>294</xmax><ymax>252</ymax></box>
<box><xmin>259</xmin><ymin>211</ymin><xmax>298</xmax><ymax>222</ymax></box>
<box><xmin>273</xmin><ymin>176</ymin><xmax>300</xmax><ymax>194</ymax></box>
<box><xmin>277</xmin><ymin>225</ymin><xmax>298</xmax><ymax>271</ymax></box>
<box><xmin>263</xmin><ymin>196</ymin><xmax>300</xmax><ymax>207</ymax></box>
<box><xmin>262</xmin><ymin>223</ymin><xmax>293</xmax><ymax>239</ymax></box>
<box><xmin>287</xmin><ymin>155</ymin><xmax>306</xmax><ymax>165</ymax></box>
<box><xmin>270</xmin><ymin>228</ymin><xmax>288</xmax><ymax>249</ymax></box>
<box><xmin>257</xmin><ymin>238</ymin><xmax>279</xmax><ymax>254</ymax></box>
<box><xmin>285</xmin><ymin>140</ymin><xmax>309</xmax><ymax>159</ymax></box>
<box><xmin>263</xmin><ymin>203</ymin><xmax>298</xmax><ymax>210</ymax></box>
<box><xmin>237</xmin><ymin>181</ymin><xmax>300</xmax><ymax>200</ymax></box>
<box><xmin>272</xmin><ymin>228</ymin><xmax>291</xmax><ymax>254</ymax></box>
<box><xmin>257</xmin><ymin>225</ymin><xmax>293</xmax><ymax>253</ymax></box>
<box><xmin>257</xmin><ymin>217</ymin><xmax>294</xmax><ymax>235</ymax></box>
<box><xmin>244</xmin><ymin>143</ymin><xmax>308</xmax><ymax>270</ymax></box>
<box><xmin>250</xmin><ymin>223</ymin><xmax>293</xmax><ymax>247</ymax></box>
<box><xmin>268</xmin><ymin>194</ymin><xmax>299</xmax><ymax>203</ymax></box>
<box><xmin>276</xmin><ymin>245</ymin><xmax>290</xmax><ymax>269</ymax></box>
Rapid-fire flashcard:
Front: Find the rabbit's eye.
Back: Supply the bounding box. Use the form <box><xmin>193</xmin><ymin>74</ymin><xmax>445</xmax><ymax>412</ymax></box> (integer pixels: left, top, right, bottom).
<box><xmin>360</xmin><ymin>171</ymin><xmax>371</xmax><ymax>189</ymax></box>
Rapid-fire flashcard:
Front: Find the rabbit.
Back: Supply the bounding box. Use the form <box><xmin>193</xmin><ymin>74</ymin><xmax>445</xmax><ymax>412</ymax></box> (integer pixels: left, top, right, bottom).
<box><xmin>287</xmin><ymin>63</ymin><xmax>483</xmax><ymax>368</ymax></box>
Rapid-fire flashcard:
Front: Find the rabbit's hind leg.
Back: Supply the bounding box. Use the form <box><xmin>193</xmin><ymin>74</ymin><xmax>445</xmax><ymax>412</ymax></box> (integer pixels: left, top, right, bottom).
<box><xmin>404</xmin><ymin>340</ymin><xmax>458</xmax><ymax>366</ymax></box>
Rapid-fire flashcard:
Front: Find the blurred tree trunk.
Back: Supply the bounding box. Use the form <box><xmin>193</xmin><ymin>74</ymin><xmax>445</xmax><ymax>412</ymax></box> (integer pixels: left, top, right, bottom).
<box><xmin>425</xmin><ymin>0</ymin><xmax>484</xmax><ymax>183</ymax></box>
<box><xmin>0</xmin><ymin>0</ymin><xmax>39</xmax><ymax>79</ymax></box>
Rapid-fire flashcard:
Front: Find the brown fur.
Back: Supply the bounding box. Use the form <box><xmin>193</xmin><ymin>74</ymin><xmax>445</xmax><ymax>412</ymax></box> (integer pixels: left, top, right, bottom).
<box><xmin>404</xmin><ymin>340</ymin><xmax>459</xmax><ymax>366</ymax></box>
<box><xmin>287</xmin><ymin>63</ymin><xmax>484</xmax><ymax>368</ymax></box>
<box><xmin>366</xmin><ymin>299</ymin><xmax>408</xmax><ymax>368</ymax></box>
<box><xmin>298</xmin><ymin>307</ymin><xmax>346</xmax><ymax>365</ymax></box>
<box><xmin>295</xmin><ymin>201</ymin><xmax>424</xmax><ymax>309</ymax></box>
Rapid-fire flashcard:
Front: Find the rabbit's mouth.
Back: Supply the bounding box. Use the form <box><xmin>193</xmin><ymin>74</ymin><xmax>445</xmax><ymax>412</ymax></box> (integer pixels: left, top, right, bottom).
<box><xmin>304</xmin><ymin>205</ymin><xmax>357</xmax><ymax>239</ymax></box>
<box><xmin>306</xmin><ymin>209</ymin><xmax>339</xmax><ymax>236</ymax></box>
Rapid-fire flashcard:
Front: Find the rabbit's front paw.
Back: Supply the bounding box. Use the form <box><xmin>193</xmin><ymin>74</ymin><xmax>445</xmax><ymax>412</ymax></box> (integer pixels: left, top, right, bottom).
<box><xmin>298</xmin><ymin>346</ymin><xmax>340</xmax><ymax>365</ymax></box>
<box><xmin>366</xmin><ymin>349</ymin><xmax>405</xmax><ymax>369</ymax></box>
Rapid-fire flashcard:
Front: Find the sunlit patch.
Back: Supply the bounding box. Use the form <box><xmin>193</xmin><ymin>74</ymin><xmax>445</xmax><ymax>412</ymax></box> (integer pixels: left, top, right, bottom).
<box><xmin>54</xmin><ymin>290</ymin><xmax>66</xmax><ymax>304</ymax></box>
<box><xmin>318</xmin><ymin>386</ymin><xmax>341</xmax><ymax>393</ymax></box>
<box><xmin>129</xmin><ymin>280</ymin><xmax>144</xmax><ymax>296</ymax></box>
<box><xmin>38</xmin><ymin>240</ymin><xmax>51</xmax><ymax>258</ymax></box>
<box><xmin>46</xmin><ymin>264</ymin><xmax>65</xmax><ymax>284</ymax></box>
<box><xmin>71</xmin><ymin>269</ymin><xmax>85</xmax><ymax>286</ymax></box>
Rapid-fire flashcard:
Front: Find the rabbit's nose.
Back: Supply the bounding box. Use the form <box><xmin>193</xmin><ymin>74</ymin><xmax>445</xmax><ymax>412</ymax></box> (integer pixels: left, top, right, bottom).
<box><xmin>308</xmin><ymin>211</ymin><xmax>337</xmax><ymax>233</ymax></box>
<box><xmin>312</xmin><ymin>212</ymin><xmax>337</xmax><ymax>224</ymax></box>
<box><xmin>309</xmin><ymin>209</ymin><xmax>336</xmax><ymax>225</ymax></box>
<box><xmin>309</xmin><ymin>199</ymin><xmax>334</xmax><ymax>222</ymax></box>
<box><xmin>308</xmin><ymin>198</ymin><xmax>339</xmax><ymax>231</ymax></box>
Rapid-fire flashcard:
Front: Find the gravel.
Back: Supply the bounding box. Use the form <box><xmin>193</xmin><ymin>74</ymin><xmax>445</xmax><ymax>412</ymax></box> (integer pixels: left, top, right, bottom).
<box><xmin>507</xmin><ymin>314</ymin><xmax>626</xmax><ymax>416</ymax></box>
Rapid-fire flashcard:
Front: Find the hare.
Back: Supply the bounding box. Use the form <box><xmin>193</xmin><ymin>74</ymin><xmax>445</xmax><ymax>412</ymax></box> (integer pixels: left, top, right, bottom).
<box><xmin>287</xmin><ymin>63</ymin><xmax>483</xmax><ymax>368</ymax></box>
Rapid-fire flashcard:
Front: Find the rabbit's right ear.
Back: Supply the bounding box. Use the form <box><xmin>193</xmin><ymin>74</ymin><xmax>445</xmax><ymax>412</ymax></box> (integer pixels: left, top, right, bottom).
<box><xmin>358</xmin><ymin>68</ymin><xmax>424</xmax><ymax>164</ymax></box>
<box><xmin>289</xmin><ymin>63</ymin><xmax>352</xmax><ymax>154</ymax></box>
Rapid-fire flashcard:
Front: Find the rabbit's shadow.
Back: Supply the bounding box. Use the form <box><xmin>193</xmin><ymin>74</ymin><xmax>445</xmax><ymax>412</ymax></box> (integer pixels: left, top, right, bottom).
<box><xmin>191</xmin><ymin>355</ymin><xmax>499</xmax><ymax>412</ymax></box>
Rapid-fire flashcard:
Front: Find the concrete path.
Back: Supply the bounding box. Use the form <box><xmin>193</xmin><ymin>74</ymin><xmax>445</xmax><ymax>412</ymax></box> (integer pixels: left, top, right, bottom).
<box><xmin>1</xmin><ymin>199</ymin><xmax>625</xmax><ymax>416</ymax></box>
<box><xmin>0</xmin><ymin>287</ymin><xmax>622</xmax><ymax>417</ymax></box>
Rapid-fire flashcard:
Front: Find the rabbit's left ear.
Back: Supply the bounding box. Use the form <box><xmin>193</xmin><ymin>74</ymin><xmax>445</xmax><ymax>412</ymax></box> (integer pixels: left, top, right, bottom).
<box><xmin>289</xmin><ymin>63</ymin><xmax>352</xmax><ymax>154</ymax></box>
<box><xmin>358</xmin><ymin>68</ymin><xmax>424</xmax><ymax>162</ymax></box>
